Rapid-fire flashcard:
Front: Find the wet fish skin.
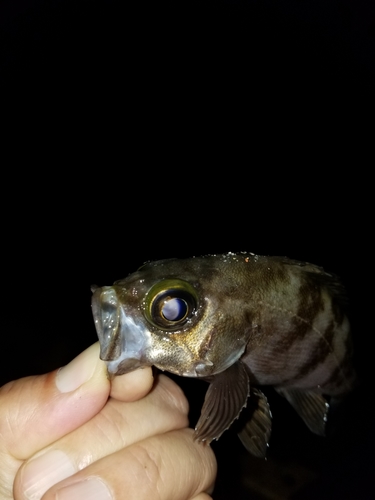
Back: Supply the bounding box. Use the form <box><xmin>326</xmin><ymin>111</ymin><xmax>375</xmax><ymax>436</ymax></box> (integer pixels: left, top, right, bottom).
<box><xmin>92</xmin><ymin>252</ymin><xmax>356</xmax><ymax>457</ymax></box>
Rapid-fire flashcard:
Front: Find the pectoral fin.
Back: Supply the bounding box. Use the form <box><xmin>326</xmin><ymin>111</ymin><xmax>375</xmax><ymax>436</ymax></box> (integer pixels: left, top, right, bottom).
<box><xmin>275</xmin><ymin>387</ymin><xmax>329</xmax><ymax>436</ymax></box>
<box><xmin>237</xmin><ymin>388</ymin><xmax>272</xmax><ymax>458</ymax></box>
<box><xmin>194</xmin><ymin>361</ymin><xmax>250</xmax><ymax>443</ymax></box>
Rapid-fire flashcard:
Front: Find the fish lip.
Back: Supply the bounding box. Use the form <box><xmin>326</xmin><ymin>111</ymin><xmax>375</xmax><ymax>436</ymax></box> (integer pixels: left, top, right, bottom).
<box><xmin>92</xmin><ymin>286</ymin><xmax>151</xmax><ymax>377</ymax></box>
<box><xmin>104</xmin><ymin>307</ymin><xmax>151</xmax><ymax>376</ymax></box>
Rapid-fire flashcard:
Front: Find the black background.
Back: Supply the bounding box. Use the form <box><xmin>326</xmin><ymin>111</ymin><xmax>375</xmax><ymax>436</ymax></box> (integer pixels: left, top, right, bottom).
<box><xmin>1</xmin><ymin>0</ymin><xmax>374</xmax><ymax>498</ymax></box>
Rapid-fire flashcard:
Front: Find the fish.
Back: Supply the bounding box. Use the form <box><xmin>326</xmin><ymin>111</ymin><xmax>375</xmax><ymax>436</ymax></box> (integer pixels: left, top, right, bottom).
<box><xmin>91</xmin><ymin>252</ymin><xmax>357</xmax><ymax>458</ymax></box>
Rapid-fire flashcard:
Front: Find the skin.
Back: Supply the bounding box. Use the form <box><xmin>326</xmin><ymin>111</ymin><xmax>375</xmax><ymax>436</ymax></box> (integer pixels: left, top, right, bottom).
<box><xmin>0</xmin><ymin>343</ymin><xmax>217</xmax><ymax>500</ymax></box>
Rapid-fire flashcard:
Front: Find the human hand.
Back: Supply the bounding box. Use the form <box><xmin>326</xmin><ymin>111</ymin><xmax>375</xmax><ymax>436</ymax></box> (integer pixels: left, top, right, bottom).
<box><xmin>0</xmin><ymin>343</ymin><xmax>217</xmax><ymax>500</ymax></box>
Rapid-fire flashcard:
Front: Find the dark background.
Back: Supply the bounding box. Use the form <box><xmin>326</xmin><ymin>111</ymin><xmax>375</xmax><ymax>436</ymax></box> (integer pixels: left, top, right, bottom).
<box><xmin>1</xmin><ymin>0</ymin><xmax>374</xmax><ymax>498</ymax></box>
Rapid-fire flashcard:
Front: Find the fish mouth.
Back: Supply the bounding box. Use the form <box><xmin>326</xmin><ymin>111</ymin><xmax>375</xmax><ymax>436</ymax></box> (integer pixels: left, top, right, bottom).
<box><xmin>92</xmin><ymin>286</ymin><xmax>151</xmax><ymax>376</ymax></box>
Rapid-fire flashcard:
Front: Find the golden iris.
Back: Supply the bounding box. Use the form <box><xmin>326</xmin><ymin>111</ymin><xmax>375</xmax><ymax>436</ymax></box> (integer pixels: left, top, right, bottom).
<box><xmin>145</xmin><ymin>279</ymin><xmax>198</xmax><ymax>330</ymax></box>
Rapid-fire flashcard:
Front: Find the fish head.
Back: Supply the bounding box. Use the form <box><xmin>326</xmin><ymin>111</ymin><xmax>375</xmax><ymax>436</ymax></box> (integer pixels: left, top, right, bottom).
<box><xmin>92</xmin><ymin>258</ymin><xmax>250</xmax><ymax>378</ymax></box>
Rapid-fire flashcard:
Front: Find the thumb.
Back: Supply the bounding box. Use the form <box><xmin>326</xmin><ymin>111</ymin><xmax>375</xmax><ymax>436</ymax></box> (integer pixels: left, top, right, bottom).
<box><xmin>0</xmin><ymin>342</ymin><xmax>109</xmax><ymax>461</ymax></box>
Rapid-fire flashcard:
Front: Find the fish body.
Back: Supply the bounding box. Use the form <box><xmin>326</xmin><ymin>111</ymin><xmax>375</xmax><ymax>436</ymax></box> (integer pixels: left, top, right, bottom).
<box><xmin>92</xmin><ymin>253</ymin><xmax>356</xmax><ymax>457</ymax></box>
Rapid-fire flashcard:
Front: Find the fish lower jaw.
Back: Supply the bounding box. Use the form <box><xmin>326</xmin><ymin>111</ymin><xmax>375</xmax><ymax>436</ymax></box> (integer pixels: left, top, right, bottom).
<box><xmin>106</xmin><ymin>357</ymin><xmax>143</xmax><ymax>376</ymax></box>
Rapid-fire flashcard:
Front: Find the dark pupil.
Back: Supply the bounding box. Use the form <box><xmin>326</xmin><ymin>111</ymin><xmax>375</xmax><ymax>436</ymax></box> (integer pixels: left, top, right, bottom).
<box><xmin>161</xmin><ymin>297</ymin><xmax>188</xmax><ymax>322</ymax></box>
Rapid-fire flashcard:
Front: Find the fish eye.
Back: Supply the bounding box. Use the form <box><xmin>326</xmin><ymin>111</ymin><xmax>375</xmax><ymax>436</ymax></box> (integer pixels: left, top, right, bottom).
<box><xmin>145</xmin><ymin>279</ymin><xmax>198</xmax><ymax>330</ymax></box>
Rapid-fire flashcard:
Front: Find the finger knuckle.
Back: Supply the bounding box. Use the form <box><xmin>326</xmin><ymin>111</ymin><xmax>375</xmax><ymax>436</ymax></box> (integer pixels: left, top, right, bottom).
<box><xmin>127</xmin><ymin>442</ymin><xmax>164</xmax><ymax>500</ymax></box>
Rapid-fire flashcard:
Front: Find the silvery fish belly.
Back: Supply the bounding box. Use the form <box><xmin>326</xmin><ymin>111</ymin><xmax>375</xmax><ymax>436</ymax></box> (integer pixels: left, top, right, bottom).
<box><xmin>91</xmin><ymin>253</ymin><xmax>357</xmax><ymax>458</ymax></box>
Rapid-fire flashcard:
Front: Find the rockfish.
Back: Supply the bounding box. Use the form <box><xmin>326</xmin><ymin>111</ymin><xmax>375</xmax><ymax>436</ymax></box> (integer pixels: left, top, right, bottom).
<box><xmin>91</xmin><ymin>253</ymin><xmax>356</xmax><ymax>457</ymax></box>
